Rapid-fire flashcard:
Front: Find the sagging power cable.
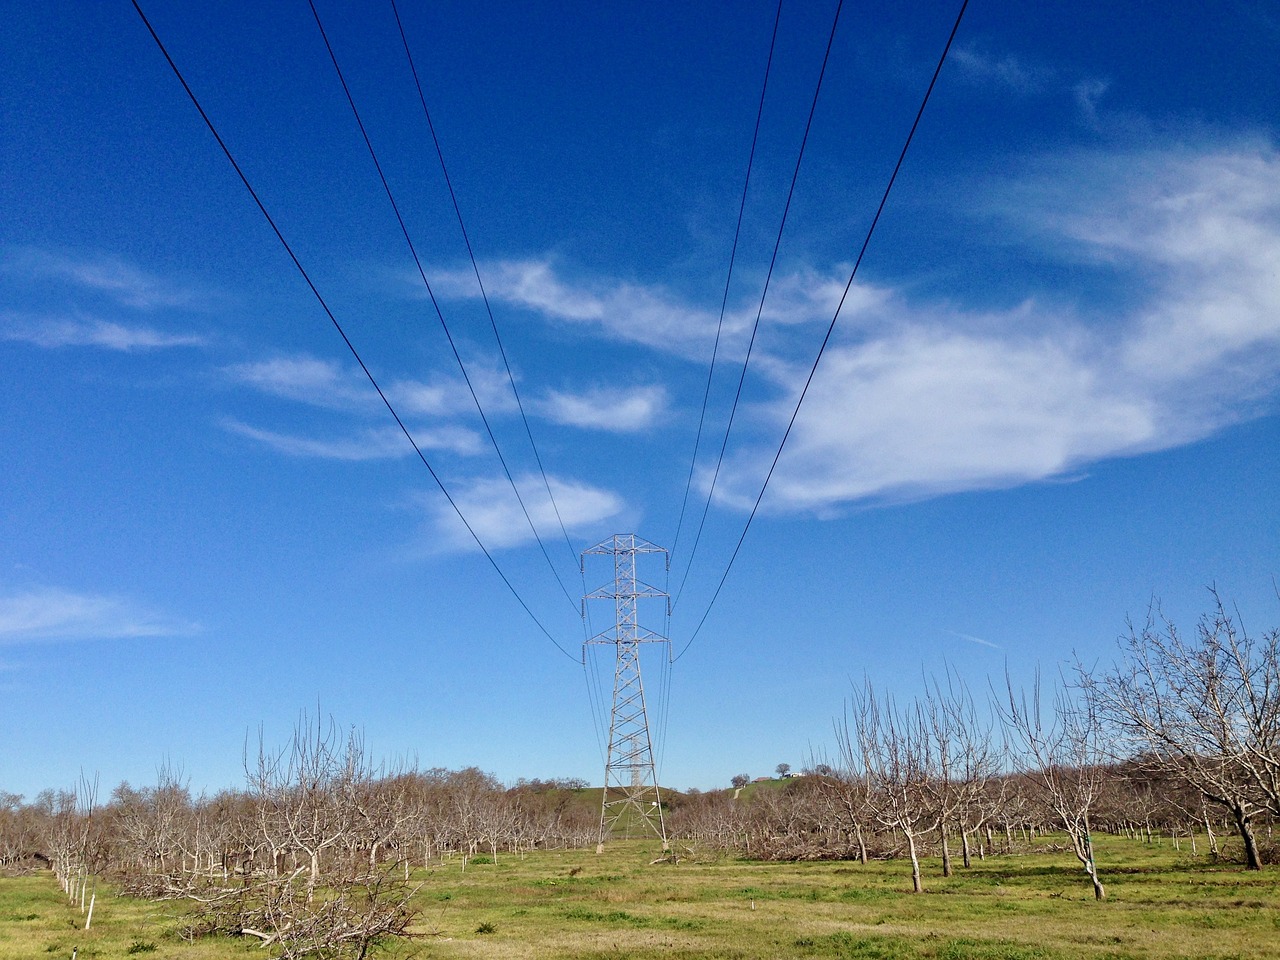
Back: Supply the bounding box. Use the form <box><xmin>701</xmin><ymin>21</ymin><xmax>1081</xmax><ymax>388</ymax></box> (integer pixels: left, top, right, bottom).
<box><xmin>669</xmin><ymin>0</ymin><xmax>784</xmax><ymax>586</ymax></box>
<box><xmin>130</xmin><ymin>0</ymin><xmax>578</xmax><ymax>662</ymax></box>
<box><xmin>388</xmin><ymin>0</ymin><xmax>591</xmax><ymax>630</ymax></box>
<box><xmin>674</xmin><ymin>0</ymin><xmax>971</xmax><ymax>662</ymax></box>
<box><xmin>672</xmin><ymin>0</ymin><xmax>845</xmax><ymax>611</ymax></box>
<box><xmin>307</xmin><ymin>0</ymin><xmax>581</xmax><ymax>616</ymax></box>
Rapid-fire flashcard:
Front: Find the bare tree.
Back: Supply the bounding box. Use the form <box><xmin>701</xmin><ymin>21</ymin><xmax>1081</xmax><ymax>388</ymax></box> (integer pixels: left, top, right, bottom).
<box><xmin>840</xmin><ymin>680</ymin><xmax>936</xmax><ymax>892</ymax></box>
<box><xmin>1082</xmin><ymin>593</ymin><xmax>1280</xmax><ymax>869</ymax></box>
<box><xmin>997</xmin><ymin>670</ymin><xmax>1108</xmax><ymax>900</ymax></box>
<box><xmin>922</xmin><ymin>670</ymin><xmax>999</xmax><ymax>874</ymax></box>
<box><xmin>812</xmin><ymin>768</ymin><xmax>874</xmax><ymax>864</ymax></box>
<box><xmin>176</xmin><ymin>716</ymin><xmax>420</xmax><ymax>959</ymax></box>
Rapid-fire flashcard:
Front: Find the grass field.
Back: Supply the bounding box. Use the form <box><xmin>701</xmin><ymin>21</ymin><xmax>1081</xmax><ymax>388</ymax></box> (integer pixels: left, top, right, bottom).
<box><xmin>3</xmin><ymin>835</ymin><xmax>1278</xmax><ymax>959</ymax></box>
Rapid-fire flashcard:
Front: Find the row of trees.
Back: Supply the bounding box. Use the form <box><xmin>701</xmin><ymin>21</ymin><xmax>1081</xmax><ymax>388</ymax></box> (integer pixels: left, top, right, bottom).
<box><xmin>672</xmin><ymin>592</ymin><xmax>1280</xmax><ymax>901</ymax></box>
<box><xmin>2</xmin><ymin>591</ymin><xmax>1276</xmax><ymax>948</ymax></box>
<box><xmin>2</xmin><ymin>720</ymin><xmax>599</xmax><ymax>958</ymax></box>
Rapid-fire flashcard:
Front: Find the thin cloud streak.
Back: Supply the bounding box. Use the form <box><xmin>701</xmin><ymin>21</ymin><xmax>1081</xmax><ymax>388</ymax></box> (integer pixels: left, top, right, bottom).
<box><xmin>1</xmin><ymin>313</ymin><xmax>206</xmax><ymax>351</ymax></box>
<box><xmin>1</xmin><ymin>248</ymin><xmax>202</xmax><ymax>310</ymax></box>
<box><xmin>225</xmin><ymin>356</ymin><xmax>380</xmax><ymax>412</ymax></box>
<box><xmin>222</xmin><ymin>419</ymin><xmax>482</xmax><ymax>459</ymax></box>
<box><xmin>428</xmin><ymin>259</ymin><xmax>883</xmax><ymax>364</ymax></box>
<box><xmin>0</xmin><ymin>587</ymin><xmax>196</xmax><ymax>645</ymax></box>
<box><xmin>946</xmin><ymin>629</ymin><xmax>1001</xmax><ymax>650</ymax></box>
<box><xmin>535</xmin><ymin>384</ymin><xmax>667</xmax><ymax>432</ymax></box>
<box><xmin>226</xmin><ymin>354</ymin><xmax>517</xmax><ymax>418</ymax></box>
<box><xmin>429</xmin><ymin>473</ymin><xmax>625</xmax><ymax>550</ymax></box>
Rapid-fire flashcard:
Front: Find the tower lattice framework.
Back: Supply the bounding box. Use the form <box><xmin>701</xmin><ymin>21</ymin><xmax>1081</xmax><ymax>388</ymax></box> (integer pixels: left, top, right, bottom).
<box><xmin>582</xmin><ymin>534</ymin><xmax>669</xmax><ymax>850</ymax></box>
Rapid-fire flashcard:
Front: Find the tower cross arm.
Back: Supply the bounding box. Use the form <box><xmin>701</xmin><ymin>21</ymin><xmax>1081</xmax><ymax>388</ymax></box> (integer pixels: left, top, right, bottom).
<box><xmin>586</xmin><ymin>626</ymin><xmax>668</xmax><ymax>645</ymax></box>
<box><xmin>584</xmin><ymin>579</ymin><xmax>667</xmax><ymax>601</ymax></box>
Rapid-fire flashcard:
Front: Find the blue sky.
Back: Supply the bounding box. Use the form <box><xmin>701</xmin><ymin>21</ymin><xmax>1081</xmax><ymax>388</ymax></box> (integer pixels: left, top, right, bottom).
<box><xmin>2</xmin><ymin>1</ymin><xmax>1278</xmax><ymax>798</ymax></box>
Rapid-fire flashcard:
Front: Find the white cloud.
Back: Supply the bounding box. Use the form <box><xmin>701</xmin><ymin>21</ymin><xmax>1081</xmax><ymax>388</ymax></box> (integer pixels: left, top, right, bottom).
<box><xmin>1073</xmin><ymin>78</ymin><xmax>1109</xmax><ymax>126</ymax></box>
<box><xmin>717</xmin><ymin>323</ymin><xmax>1158</xmax><ymax>509</ymax></box>
<box><xmin>227</xmin><ymin>353</ymin><xmax>517</xmax><ymax>419</ymax></box>
<box><xmin>224</xmin><ymin>355</ymin><xmax>379</xmax><ymax>411</ymax></box>
<box><xmin>946</xmin><ymin>630</ymin><xmax>1001</xmax><ymax>650</ymax></box>
<box><xmin>0</xmin><ymin>587</ymin><xmax>195</xmax><ymax>645</ymax></box>
<box><xmin>712</xmin><ymin>139</ymin><xmax>1280</xmax><ymax>512</ymax></box>
<box><xmin>430</xmin><ymin>259</ymin><xmax>731</xmax><ymax>359</ymax></box>
<box><xmin>423</xmin><ymin>140</ymin><xmax>1280</xmax><ymax>517</ymax></box>
<box><xmin>222</xmin><ymin>419</ymin><xmax>482</xmax><ymax>459</ymax></box>
<box><xmin>429</xmin><ymin>258</ymin><xmax>890</xmax><ymax>366</ymax></box>
<box><xmin>1</xmin><ymin>248</ymin><xmax>201</xmax><ymax>310</ymax></box>
<box><xmin>0</xmin><ymin>313</ymin><xmax>206</xmax><ymax>350</ymax></box>
<box><xmin>390</xmin><ymin>364</ymin><xmax>517</xmax><ymax>418</ymax></box>
<box><xmin>430</xmin><ymin>473</ymin><xmax>624</xmax><ymax>550</ymax></box>
<box><xmin>950</xmin><ymin>46</ymin><xmax>1051</xmax><ymax>95</ymax></box>
<box><xmin>536</xmin><ymin>385</ymin><xmax>667</xmax><ymax>432</ymax></box>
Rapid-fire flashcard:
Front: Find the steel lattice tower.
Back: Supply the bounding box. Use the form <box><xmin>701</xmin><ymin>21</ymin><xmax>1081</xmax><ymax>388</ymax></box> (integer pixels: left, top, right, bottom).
<box><xmin>581</xmin><ymin>534</ymin><xmax>670</xmax><ymax>850</ymax></box>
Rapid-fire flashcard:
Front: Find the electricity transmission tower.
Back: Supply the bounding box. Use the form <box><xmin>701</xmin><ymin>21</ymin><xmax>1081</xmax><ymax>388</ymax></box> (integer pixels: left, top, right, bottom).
<box><xmin>582</xmin><ymin>534</ymin><xmax>670</xmax><ymax>851</ymax></box>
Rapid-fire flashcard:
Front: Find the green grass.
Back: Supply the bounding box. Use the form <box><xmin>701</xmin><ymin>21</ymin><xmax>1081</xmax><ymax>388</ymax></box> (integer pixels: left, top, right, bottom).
<box><xmin>0</xmin><ymin>874</ymin><xmax>258</xmax><ymax>960</ymax></box>
<box><xmin>3</xmin><ymin>834</ymin><xmax>1279</xmax><ymax>959</ymax></box>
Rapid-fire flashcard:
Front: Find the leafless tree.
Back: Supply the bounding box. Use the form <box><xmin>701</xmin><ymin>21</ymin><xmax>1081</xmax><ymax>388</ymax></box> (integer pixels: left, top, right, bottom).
<box><xmin>997</xmin><ymin>670</ymin><xmax>1109</xmax><ymax>900</ymax></box>
<box><xmin>0</xmin><ymin>791</ymin><xmax>41</xmax><ymax>871</ymax></box>
<box><xmin>812</xmin><ymin>768</ymin><xmax>875</xmax><ymax>864</ymax></box>
<box><xmin>920</xmin><ymin>670</ymin><xmax>998</xmax><ymax>875</ymax></box>
<box><xmin>840</xmin><ymin>680</ymin><xmax>936</xmax><ymax>892</ymax></box>
<box><xmin>1082</xmin><ymin>592</ymin><xmax>1280</xmax><ymax>869</ymax></box>
<box><xmin>176</xmin><ymin>716</ymin><xmax>420</xmax><ymax>959</ymax></box>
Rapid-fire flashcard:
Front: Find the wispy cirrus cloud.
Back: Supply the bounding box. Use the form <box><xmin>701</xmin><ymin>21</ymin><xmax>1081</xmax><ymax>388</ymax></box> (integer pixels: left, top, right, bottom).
<box><xmin>0</xmin><ymin>587</ymin><xmax>196</xmax><ymax>645</ymax></box>
<box><xmin>948</xmin><ymin>43</ymin><xmax>1110</xmax><ymax>125</ymax></box>
<box><xmin>1</xmin><ymin>248</ymin><xmax>203</xmax><ymax>310</ymax></box>
<box><xmin>224</xmin><ymin>356</ymin><xmax>379</xmax><ymax>412</ymax></box>
<box><xmin>429</xmin><ymin>260</ymin><xmax>729</xmax><ymax>359</ymax></box>
<box><xmin>950</xmin><ymin>45</ymin><xmax>1055</xmax><ymax>95</ymax></box>
<box><xmin>429</xmin><ymin>473</ymin><xmax>625</xmax><ymax>550</ymax></box>
<box><xmin>427</xmin><ymin>258</ymin><xmax>881</xmax><ymax>363</ymax></box>
<box><xmin>711</xmin><ymin>138</ymin><xmax>1280</xmax><ymax>512</ymax></box>
<box><xmin>0</xmin><ymin>249</ymin><xmax>209</xmax><ymax>351</ymax></box>
<box><xmin>946</xmin><ymin>630</ymin><xmax>1001</xmax><ymax>650</ymax></box>
<box><xmin>0</xmin><ymin>312</ymin><xmax>206</xmax><ymax>351</ymax></box>
<box><xmin>535</xmin><ymin>384</ymin><xmax>667</xmax><ymax>432</ymax></box>
<box><xmin>226</xmin><ymin>354</ymin><xmax>516</xmax><ymax>418</ymax></box>
<box><xmin>222</xmin><ymin>419</ymin><xmax>482</xmax><ymax>459</ymax></box>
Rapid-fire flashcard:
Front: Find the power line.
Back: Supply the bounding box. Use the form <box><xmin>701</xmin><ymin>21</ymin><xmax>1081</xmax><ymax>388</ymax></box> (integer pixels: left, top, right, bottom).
<box><xmin>675</xmin><ymin>0</ymin><xmax>972</xmax><ymax>662</ymax></box>
<box><xmin>669</xmin><ymin>0</ymin><xmax>784</xmax><ymax>582</ymax></box>
<box><xmin>129</xmin><ymin>0</ymin><xmax>577</xmax><ymax>663</ymax></box>
<box><xmin>388</xmin><ymin>0</ymin><xmax>589</xmax><ymax>615</ymax></box>
<box><xmin>306</xmin><ymin>0</ymin><xmax>581</xmax><ymax>615</ymax></box>
<box><xmin>672</xmin><ymin>0</ymin><xmax>845</xmax><ymax>610</ymax></box>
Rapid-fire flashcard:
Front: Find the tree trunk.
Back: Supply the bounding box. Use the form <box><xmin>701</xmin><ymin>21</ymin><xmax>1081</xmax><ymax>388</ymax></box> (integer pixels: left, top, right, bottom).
<box><xmin>1070</xmin><ymin>827</ymin><xmax>1106</xmax><ymax>901</ymax></box>
<box><xmin>961</xmin><ymin>830</ymin><xmax>972</xmax><ymax>869</ymax></box>
<box><xmin>905</xmin><ymin>829</ymin><xmax>923</xmax><ymax>893</ymax></box>
<box><xmin>939</xmin><ymin>823</ymin><xmax>952</xmax><ymax>877</ymax></box>
<box><xmin>1230</xmin><ymin>804</ymin><xmax>1262</xmax><ymax>870</ymax></box>
<box><xmin>1084</xmin><ymin>838</ymin><xmax>1105</xmax><ymax>900</ymax></box>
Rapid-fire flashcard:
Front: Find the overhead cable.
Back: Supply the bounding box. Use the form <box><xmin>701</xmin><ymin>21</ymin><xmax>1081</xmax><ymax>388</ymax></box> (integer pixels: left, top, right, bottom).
<box><xmin>307</xmin><ymin>0</ymin><xmax>581</xmax><ymax>616</ymax></box>
<box><xmin>387</xmin><ymin>0</ymin><xmax>590</xmax><ymax>625</ymax></box>
<box><xmin>675</xmin><ymin>0</ymin><xmax>972</xmax><ymax>661</ymax></box>
<box><xmin>130</xmin><ymin>0</ymin><xmax>578</xmax><ymax>662</ymax></box>
<box><xmin>669</xmin><ymin>0</ymin><xmax>784</xmax><ymax>582</ymax></box>
<box><xmin>672</xmin><ymin>0</ymin><xmax>844</xmax><ymax>610</ymax></box>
